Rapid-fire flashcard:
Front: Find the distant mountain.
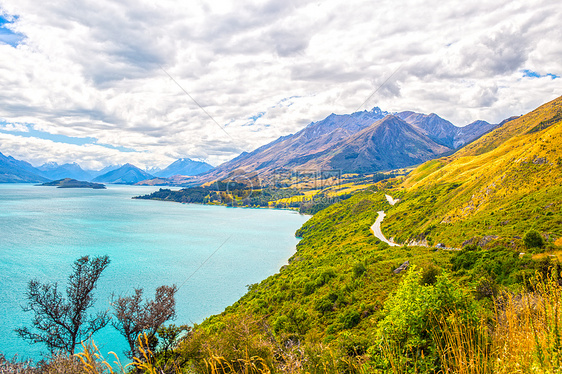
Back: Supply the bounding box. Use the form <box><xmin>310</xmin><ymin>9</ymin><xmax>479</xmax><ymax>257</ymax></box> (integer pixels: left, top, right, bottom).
<box><xmin>0</xmin><ymin>152</ymin><xmax>49</xmax><ymax>183</ymax></box>
<box><xmin>88</xmin><ymin>164</ymin><xmax>122</xmax><ymax>178</ymax></box>
<box><xmin>92</xmin><ymin>163</ymin><xmax>154</xmax><ymax>184</ymax></box>
<box><xmin>37</xmin><ymin>162</ymin><xmax>93</xmax><ymax>181</ymax></box>
<box><xmin>453</xmin><ymin>120</ymin><xmax>498</xmax><ymax>148</ymax></box>
<box><xmin>317</xmin><ymin>115</ymin><xmax>452</xmax><ymax>173</ymax></box>
<box><xmin>156</xmin><ymin>158</ymin><xmax>214</xmax><ymax>178</ymax></box>
<box><xmin>145</xmin><ymin>166</ymin><xmax>162</xmax><ymax>175</ymax></box>
<box><xmin>394</xmin><ymin>111</ymin><xmax>498</xmax><ymax>148</ymax></box>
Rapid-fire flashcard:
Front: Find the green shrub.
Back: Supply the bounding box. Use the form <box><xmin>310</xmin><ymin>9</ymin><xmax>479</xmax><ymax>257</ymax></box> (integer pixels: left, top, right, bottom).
<box><xmin>339</xmin><ymin>309</ymin><xmax>361</xmax><ymax>329</ymax></box>
<box><xmin>376</xmin><ymin>266</ymin><xmax>476</xmax><ymax>358</ymax></box>
<box><xmin>352</xmin><ymin>262</ymin><xmax>367</xmax><ymax>278</ymax></box>
<box><xmin>315</xmin><ymin>297</ymin><xmax>334</xmax><ymax>314</ymax></box>
<box><xmin>421</xmin><ymin>266</ymin><xmax>439</xmax><ymax>285</ymax></box>
<box><xmin>523</xmin><ymin>229</ymin><xmax>545</xmax><ymax>249</ymax></box>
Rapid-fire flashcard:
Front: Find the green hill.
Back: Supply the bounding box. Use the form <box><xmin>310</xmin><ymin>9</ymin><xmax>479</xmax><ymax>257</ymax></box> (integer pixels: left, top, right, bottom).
<box><xmin>382</xmin><ymin>95</ymin><xmax>562</xmax><ymax>248</ymax></box>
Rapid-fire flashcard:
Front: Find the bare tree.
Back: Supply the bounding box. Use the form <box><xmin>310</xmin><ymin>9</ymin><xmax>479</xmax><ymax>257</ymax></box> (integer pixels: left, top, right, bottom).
<box><xmin>112</xmin><ymin>285</ymin><xmax>177</xmax><ymax>358</ymax></box>
<box><xmin>16</xmin><ymin>255</ymin><xmax>111</xmax><ymax>355</ymax></box>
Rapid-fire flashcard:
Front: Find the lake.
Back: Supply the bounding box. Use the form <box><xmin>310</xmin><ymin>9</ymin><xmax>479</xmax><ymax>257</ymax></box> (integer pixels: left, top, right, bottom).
<box><xmin>0</xmin><ymin>184</ymin><xmax>309</xmax><ymax>360</ymax></box>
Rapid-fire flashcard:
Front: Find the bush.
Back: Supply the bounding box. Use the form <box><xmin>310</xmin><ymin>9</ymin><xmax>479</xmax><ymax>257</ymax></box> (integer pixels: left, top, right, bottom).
<box><xmin>339</xmin><ymin>309</ymin><xmax>361</xmax><ymax>329</ymax></box>
<box><xmin>523</xmin><ymin>229</ymin><xmax>545</xmax><ymax>249</ymax></box>
<box><xmin>421</xmin><ymin>266</ymin><xmax>439</xmax><ymax>285</ymax></box>
<box><xmin>375</xmin><ymin>266</ymin><xmax>477</xmax><ymax>365</ymax></box>
<box><xmin>352</xmin><ymin>262</ymin><xmax>367</xmax><ymax>278</ymax></box>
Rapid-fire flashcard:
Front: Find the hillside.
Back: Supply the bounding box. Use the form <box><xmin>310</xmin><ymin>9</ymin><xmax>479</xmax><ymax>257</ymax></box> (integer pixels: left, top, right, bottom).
<box><xmin>382</xmin><ymin>95</ymin><xmax>562</xmax><ymax>247</ymax></box>
<box><xmin>152</xmin><ymin>96</ymin><xmax>562</xmax><ymax>373</ymax></box>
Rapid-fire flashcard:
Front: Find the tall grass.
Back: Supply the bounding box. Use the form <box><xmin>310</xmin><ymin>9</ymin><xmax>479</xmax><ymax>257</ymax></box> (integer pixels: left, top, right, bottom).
<box><xmin>429</xmin><ymin>273</ymin><xmax>562</xmax><ymax>374</ymax></box>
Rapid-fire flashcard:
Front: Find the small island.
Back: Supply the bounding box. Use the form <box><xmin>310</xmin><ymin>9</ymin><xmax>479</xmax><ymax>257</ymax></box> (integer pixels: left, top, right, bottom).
<box><xmin>39</xmin><ymin>178</ymin><xmax>106</xmax><ymax>189</ymax></box>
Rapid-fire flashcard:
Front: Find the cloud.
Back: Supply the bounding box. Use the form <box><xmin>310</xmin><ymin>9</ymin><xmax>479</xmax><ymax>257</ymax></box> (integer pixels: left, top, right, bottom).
<box><xmin>0</xmin><ymin>0</ymin><xmax>560</xmax><ymax>169</ymax></box>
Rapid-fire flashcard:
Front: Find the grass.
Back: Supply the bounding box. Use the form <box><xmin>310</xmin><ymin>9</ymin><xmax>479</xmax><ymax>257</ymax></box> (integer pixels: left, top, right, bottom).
<box><xmin>382</xmin><ymin>96</ymin><xmax>562</xmax><ymax>248</ymax></box>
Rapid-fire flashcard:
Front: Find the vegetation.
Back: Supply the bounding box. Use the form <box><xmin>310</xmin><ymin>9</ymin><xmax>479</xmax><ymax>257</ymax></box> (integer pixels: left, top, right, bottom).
<box><xmin>112</xmin><ymin>285</ymin><xmax>178</xmax><ymax>358</ymax></box>
<box><xmin>383</xmin><ymin>96</ymin><xmax>562</xmax><ymax>248</ymax></box>
<box><xmin>16</xmin><ymin>255</ymin><xmax>111</xmax><ymax>355</ymax></box>
<box><xmin>134</xmin><ymin>170</ymin><xmax>402</xmax><ymax>213</ymax></box>
<box><xmin>39</xmin><ymin>178</ymin><xmax>106</xmax><ymax>189</ymax></box>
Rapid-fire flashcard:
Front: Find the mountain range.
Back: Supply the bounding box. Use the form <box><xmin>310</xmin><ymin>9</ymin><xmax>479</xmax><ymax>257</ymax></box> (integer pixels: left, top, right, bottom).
<box><xmin>92</xmin><ymin>164</ymin><xmax>155</xmax><ymax>184</ymax></box>
<box><xmin>155</xmin><ymin>158</ymin><xmax>214</xmax><ymax>178</ymax></box>
<box><xmin>37</xmin><ymin>162</ymin><xmax>94</xmax><ymax>181</ymax></box>
<box><xmin>0</xmin><ymin>152</ymin><xmax>49</xmax><ymax>183</ymax></box>
<box><xmin>0</xmin><ymin>107</ymin><xmax>508</xmax><ymax>185</ymax></box>
<box><xmin>199</xmin><ymin>107</ymin><xmax>503</xmax><ymax>182</ymax></box>
<box><xmin>0</xmin><ymin>156</ymin><xmax>214</xmax><ymax>184</ymax></box>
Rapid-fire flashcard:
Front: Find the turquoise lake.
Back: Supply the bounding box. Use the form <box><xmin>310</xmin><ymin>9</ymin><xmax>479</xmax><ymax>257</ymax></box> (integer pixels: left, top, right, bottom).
<box><xmin>0</xmin><ymin>184</ymin><xmax>309</xmax><ymax>360</ymax></box>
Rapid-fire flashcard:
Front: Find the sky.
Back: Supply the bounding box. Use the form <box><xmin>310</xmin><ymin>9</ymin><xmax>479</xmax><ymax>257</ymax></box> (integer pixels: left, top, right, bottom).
<box><xmin>0</xmin><ymin>0</ymin><xmax>560</xmax><ymax>170</ymax></box>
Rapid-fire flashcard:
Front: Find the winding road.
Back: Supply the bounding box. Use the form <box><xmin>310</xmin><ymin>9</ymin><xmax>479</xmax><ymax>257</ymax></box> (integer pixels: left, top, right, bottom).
<box><xmin>372</xmin><ymin>194</ymin><xmax>460</xmax><ymax>250</ymax></box>
<box><xmin>371</xmin><ymin>210</ymin><xmax>399</xmax><ymax>246</ymax></box>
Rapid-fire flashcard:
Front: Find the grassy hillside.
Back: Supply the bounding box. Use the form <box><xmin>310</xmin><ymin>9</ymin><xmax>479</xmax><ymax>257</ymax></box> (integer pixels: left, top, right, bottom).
<box><xmin>150</xmin><ymin>190</ymin><xmax>454</xmax><ymax>372</ymax></box>
<box><xmin>201</xmin><ymin>190</ymin><xmax>453</xmax><ymax>340</ymax></box>
<box><xmin>384</xmin><ymin>96</ymin><xmax>562</xmax><ymax>248</ymax></box>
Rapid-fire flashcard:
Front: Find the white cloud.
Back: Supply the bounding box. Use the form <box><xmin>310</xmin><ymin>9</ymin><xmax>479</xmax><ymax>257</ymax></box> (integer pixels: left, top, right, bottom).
<box><xmin>0</xmin><ymin>0</ymin><xmax>560</xmax><ymax>169</ymax></box>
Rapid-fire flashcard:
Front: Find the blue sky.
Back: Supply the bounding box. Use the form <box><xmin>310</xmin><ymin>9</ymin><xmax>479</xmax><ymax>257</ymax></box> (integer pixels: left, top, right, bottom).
<box><xmin>0</xmin><ymin>14</ymin><xmax>23</xmax><ymax>46</ymax></box>
<box><xmin>522</xmin><ymin>69</ymin><xmax>560</xmax><ymax>80</ymax></box>
<box><xmin>0</xmin><ymin>0</ymin><xmax>560</xmax><ymax>169</ymax></box>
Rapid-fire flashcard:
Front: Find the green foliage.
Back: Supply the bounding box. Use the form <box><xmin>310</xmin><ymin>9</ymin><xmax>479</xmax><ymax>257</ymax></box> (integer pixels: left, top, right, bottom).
<box><xmin>173</xmin><ymin>191</ymin><xmax>452</xmax><ymax>371</ymax></box>
<box><xmin>450</xmin><ymin>244</ymin><xmax>539</xmax><ymax>287</ymax></box>
<box><xmin>524</xmin><ymin>229</ymin><xmax>545</xmax><ymax>249</ymax></box>
<box><xmin>352</xmin><ymin>262</ymin><xmax>367</xmax><ymax>278</ymax></box>
<box><xmin>373</xmin><ymin>267</ymin><xmax>477</xmax><ymax>371</ymax></box>
<box><xmin>339</xmin><ymin>309</ymin><xmax>361</xmax><ymax>329</ymax></box>
<box><xmin>421</xmin><ymin>265</ymin><xmax>439</xmax><ymax>285</ymax></box>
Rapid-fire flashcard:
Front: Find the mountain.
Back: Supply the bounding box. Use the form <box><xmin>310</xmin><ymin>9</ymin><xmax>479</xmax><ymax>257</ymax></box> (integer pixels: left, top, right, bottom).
<box><xmin>37</xmin><ymin>162</ymin><xmax>93</xmax><ymax>181</ymax></box>
<box><xmin>394</xmin><ymin>111</ymin><xmax>498</xmax><ymax>148</ymax></box>
<box><xmin>0</xmin><ymin>152</ymin><xmax>49</xmax><ymax>183</ymax></box>
<box><xmin>156</xmin><ymin>158</ymin><xmax>214</xmax><ymax>178</ymax></box>
<box><xmin>199</xmin><ymin>107</ymin><xmax>391</xmax><ymax>181</ymax></box>
<box><xmin>88</xmin><ymin>164</ymin><xmax>122</xmax><ymax>178</ymax></box>
<box><xmin>145</xmin><ymin>166</ymin><xmax>162</xmax><ymax>175</ymax></box>
<box><xmin>383</xmin><ymin>95</ymin><xmax>562</xmax><ymax>247</ymax></box>
<box><xmin>316</xmin><ymin>115</ymin><xmax>452</xmax><ymax>173</ymax></box>
<box><xmin>199</xmin><ymin>106</ymin><xmax>503</xmax><ymax>183</ymax></box>
<box><xmin>92</xmin><ymin>163</ymin><xmax>154</xmax><ymax>184</ymax></box>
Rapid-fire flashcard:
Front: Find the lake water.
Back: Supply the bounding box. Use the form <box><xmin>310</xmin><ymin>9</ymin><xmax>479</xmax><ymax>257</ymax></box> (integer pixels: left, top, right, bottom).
<box><xmin>0</xmin><ymin>184</ymin><xmax>309</xmax><ymax>360</ymax></box>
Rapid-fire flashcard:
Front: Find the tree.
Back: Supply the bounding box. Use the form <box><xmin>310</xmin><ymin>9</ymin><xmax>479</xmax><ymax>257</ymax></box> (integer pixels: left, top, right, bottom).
<box><xmin>16</xmin><ymin>255</ymin><xmax>111</xmax><ymax>354</ymax></box>
<box><xmin>112</xmin><ymin>285</ymin><xmax>177</xmax><ymax>358</ymax></box>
